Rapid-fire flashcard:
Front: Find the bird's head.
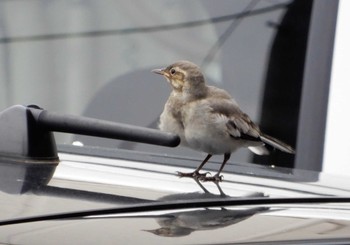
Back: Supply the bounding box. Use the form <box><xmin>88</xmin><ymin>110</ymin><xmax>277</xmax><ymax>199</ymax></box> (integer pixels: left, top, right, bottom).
<box><xmin>152</xmin><ymin>60</ymin><xmax>206</xmax><ymax>95</ymax></box>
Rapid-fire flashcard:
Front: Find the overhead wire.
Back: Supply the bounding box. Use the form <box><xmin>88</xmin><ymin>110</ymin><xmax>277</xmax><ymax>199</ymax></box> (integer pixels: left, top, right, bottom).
<box><xmin>0</xmin><ymin>2</ymin><xmax>290</xmax><ymax>44</ymax></box>
<box><xmin>200</xmin><ymin>0</ymin><xmax>261</xmax><ymax>70</ymax></box>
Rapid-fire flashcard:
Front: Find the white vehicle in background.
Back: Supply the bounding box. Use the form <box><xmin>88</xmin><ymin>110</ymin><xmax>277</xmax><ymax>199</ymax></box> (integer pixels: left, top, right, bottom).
<box><xmin>323</xmin><ymin>0</ymin><xmax>350</xmax><ymax>176</ymax></box>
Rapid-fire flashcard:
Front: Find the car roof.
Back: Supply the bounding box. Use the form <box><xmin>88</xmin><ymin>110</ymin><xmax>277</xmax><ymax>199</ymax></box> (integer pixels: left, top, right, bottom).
<box><xmin>1</xmin><ymin>150</ymin><xmax>350</xmax><ymax>244</ymax></box>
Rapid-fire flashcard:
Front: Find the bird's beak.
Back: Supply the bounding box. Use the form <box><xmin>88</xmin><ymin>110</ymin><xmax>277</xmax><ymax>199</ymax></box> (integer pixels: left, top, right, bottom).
<box><xmin>152</xmin><ymin>68</ymin><xmax>167</xmax><ymax>76</ymax></box>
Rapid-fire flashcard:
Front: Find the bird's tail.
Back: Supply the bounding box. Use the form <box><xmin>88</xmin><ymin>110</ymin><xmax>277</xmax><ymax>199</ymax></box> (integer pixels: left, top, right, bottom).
<box><xmin>260</xmin><ymin>134</ymin><xmax>295</xmax><ymax>154</ymax></box>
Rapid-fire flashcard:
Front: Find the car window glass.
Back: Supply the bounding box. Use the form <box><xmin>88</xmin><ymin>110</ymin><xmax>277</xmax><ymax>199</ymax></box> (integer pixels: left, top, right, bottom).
<box><xmin>0</xmin><ymin>0</ymin><xmax>300</xmax><ymax>167</ymax></box>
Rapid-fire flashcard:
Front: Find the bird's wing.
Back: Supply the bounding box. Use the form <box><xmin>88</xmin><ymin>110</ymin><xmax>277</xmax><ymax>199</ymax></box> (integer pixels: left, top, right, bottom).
<box><xmin>227</xmin><ymin>113</ymin><xmax>260</xmax><ymax>139</ymax></box>
<box><xmin>208</xmin><ymin>99</ymin><xmax>260</xmax><ymax>140</ymax></box>
<box><xmin>212</xmin><ymin>102</ymin><xmax>270</xmax><ymax>155</ymax></box>
<box><xmin>227</xmin><ymin>114</ymin><xmax>295</xmax><ymax>154</ymax></box>
<box><xmin>208</xmin><ymin>98</ymin><xmax>295</xmax><ymax>154</ymax></box>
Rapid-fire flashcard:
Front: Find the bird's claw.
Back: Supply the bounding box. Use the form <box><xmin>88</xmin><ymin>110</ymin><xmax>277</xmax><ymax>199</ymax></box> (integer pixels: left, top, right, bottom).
<box><xmin>176</xmin><ymin>171</ymin><xmax>209</xmax><ymax>179</ymax></box>
<box><xmin>199</xmin><ymin>174</ymin><xmax>224</xmax><ymax>183</ymax></box>
<box><xmin>176</xmin><ymin>171</ymin><xmax>223</xmax><ymax>182</ymax></box>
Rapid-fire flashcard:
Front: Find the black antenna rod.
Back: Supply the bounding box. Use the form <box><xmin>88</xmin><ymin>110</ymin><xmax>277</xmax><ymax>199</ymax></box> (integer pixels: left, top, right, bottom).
<box><xmin>0</xmin><ymin>105</ymin><xmax>180</xmax><ymax>163</ymax></box>
<box><xmin>29</xmin><ymin>106</ymin><xmax>180</xmax><ymax>148</ymax></box>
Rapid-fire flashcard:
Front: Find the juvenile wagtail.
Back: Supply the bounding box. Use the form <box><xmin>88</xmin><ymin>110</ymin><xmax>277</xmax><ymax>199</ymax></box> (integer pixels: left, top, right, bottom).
<box><xmin>152</xmin><ymin>60</ymin><xmax>295</xmax><ymax>182</ymax></box>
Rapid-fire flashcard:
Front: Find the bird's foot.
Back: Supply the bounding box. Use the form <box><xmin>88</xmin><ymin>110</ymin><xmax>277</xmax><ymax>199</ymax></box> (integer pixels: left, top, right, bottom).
<box><xmin>177</xmin><ymin>171</ymin><xmax>209</xmax><ymax>179</ymax></box>
<box><xmin>199</xmin><ymin>174</ymin><xmax>224</xmax><ymax>183</ymax></box>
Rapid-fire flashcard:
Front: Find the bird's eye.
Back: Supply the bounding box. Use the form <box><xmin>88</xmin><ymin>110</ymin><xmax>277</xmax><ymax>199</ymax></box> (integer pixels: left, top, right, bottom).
<box><xmin>170</xmin><ymin>68</ymin><xmax>176</xmax><ymax>75</ymax></box>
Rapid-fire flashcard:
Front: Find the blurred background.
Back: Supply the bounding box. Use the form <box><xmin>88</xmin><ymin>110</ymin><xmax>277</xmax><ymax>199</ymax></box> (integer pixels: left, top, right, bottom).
<box><xmin>0</xmin><ymin>0</ymin><xmax>301</xmax><ymax>167</ymax></box>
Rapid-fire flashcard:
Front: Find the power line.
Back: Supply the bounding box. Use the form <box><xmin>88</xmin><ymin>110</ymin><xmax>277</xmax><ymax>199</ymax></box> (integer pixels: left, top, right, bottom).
<box><xmin>0</xmin><ymin>2</ymin><xmax>290</xmax><ymax>44</ymax></box>
<box><xmin>201</xmin><ymin>0</ymin><xmax>261</xmax><ymax>70</ymax></box>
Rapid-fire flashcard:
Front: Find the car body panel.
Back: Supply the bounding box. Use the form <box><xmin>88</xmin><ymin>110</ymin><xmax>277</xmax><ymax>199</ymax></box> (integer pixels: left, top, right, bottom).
<box><xmin>1</xmin><ymin>152</ymin><xmax>350</xmax><ymax>244</ymax></box>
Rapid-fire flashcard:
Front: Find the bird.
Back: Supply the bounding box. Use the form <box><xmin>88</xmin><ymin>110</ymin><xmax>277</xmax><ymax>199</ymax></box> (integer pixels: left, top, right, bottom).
<box><xmin>152</xmin><ymin>60</ymin><xmax>295</xmax><ymax>182</ymax></box>
<box><xmin>145</xmin><ymin>179</ymin><xmax>268</xmax><ymax>237</ymax></box>
<box><xmin>145</xmin><ymin>206</ymin><xmax>269</xmax><ymax>237</ymax></box>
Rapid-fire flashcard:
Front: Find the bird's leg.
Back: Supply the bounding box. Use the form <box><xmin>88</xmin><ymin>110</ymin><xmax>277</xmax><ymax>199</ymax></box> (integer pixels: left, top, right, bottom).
<box><xmin>214</xmin><ymin>181</ymin><xmax>228</xmax><ymax>197</ymax></box>
<box><xmin>200</xmin><ymin>153</ymin><xmax>231</xmax><ymax>182</ymax></box>
<box><xmin>193</xmin><ymin>178</ymin><xmax>211</xmax><ymax>194</ymax></box>
<box><xmin>177</xmin><ymin>154</ymin><xmax>212</xmax><ymax>179</ymax></box>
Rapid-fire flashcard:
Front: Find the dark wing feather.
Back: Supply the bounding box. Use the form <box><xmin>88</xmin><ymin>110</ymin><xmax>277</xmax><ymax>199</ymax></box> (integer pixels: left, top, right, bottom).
<box><xmin>260</xmin><ymin>134</ymin><xmax>295</xmax><ymax>154</ymax></box>
<box><xmin>208</xmin><ymin>99</ymin><xmax>261</xmax><ymax>141</ymax></box>
<box><xmin>208</xmin><ymin>98</ymin><xmax>295</xmax><ymax>154</ymax></box>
